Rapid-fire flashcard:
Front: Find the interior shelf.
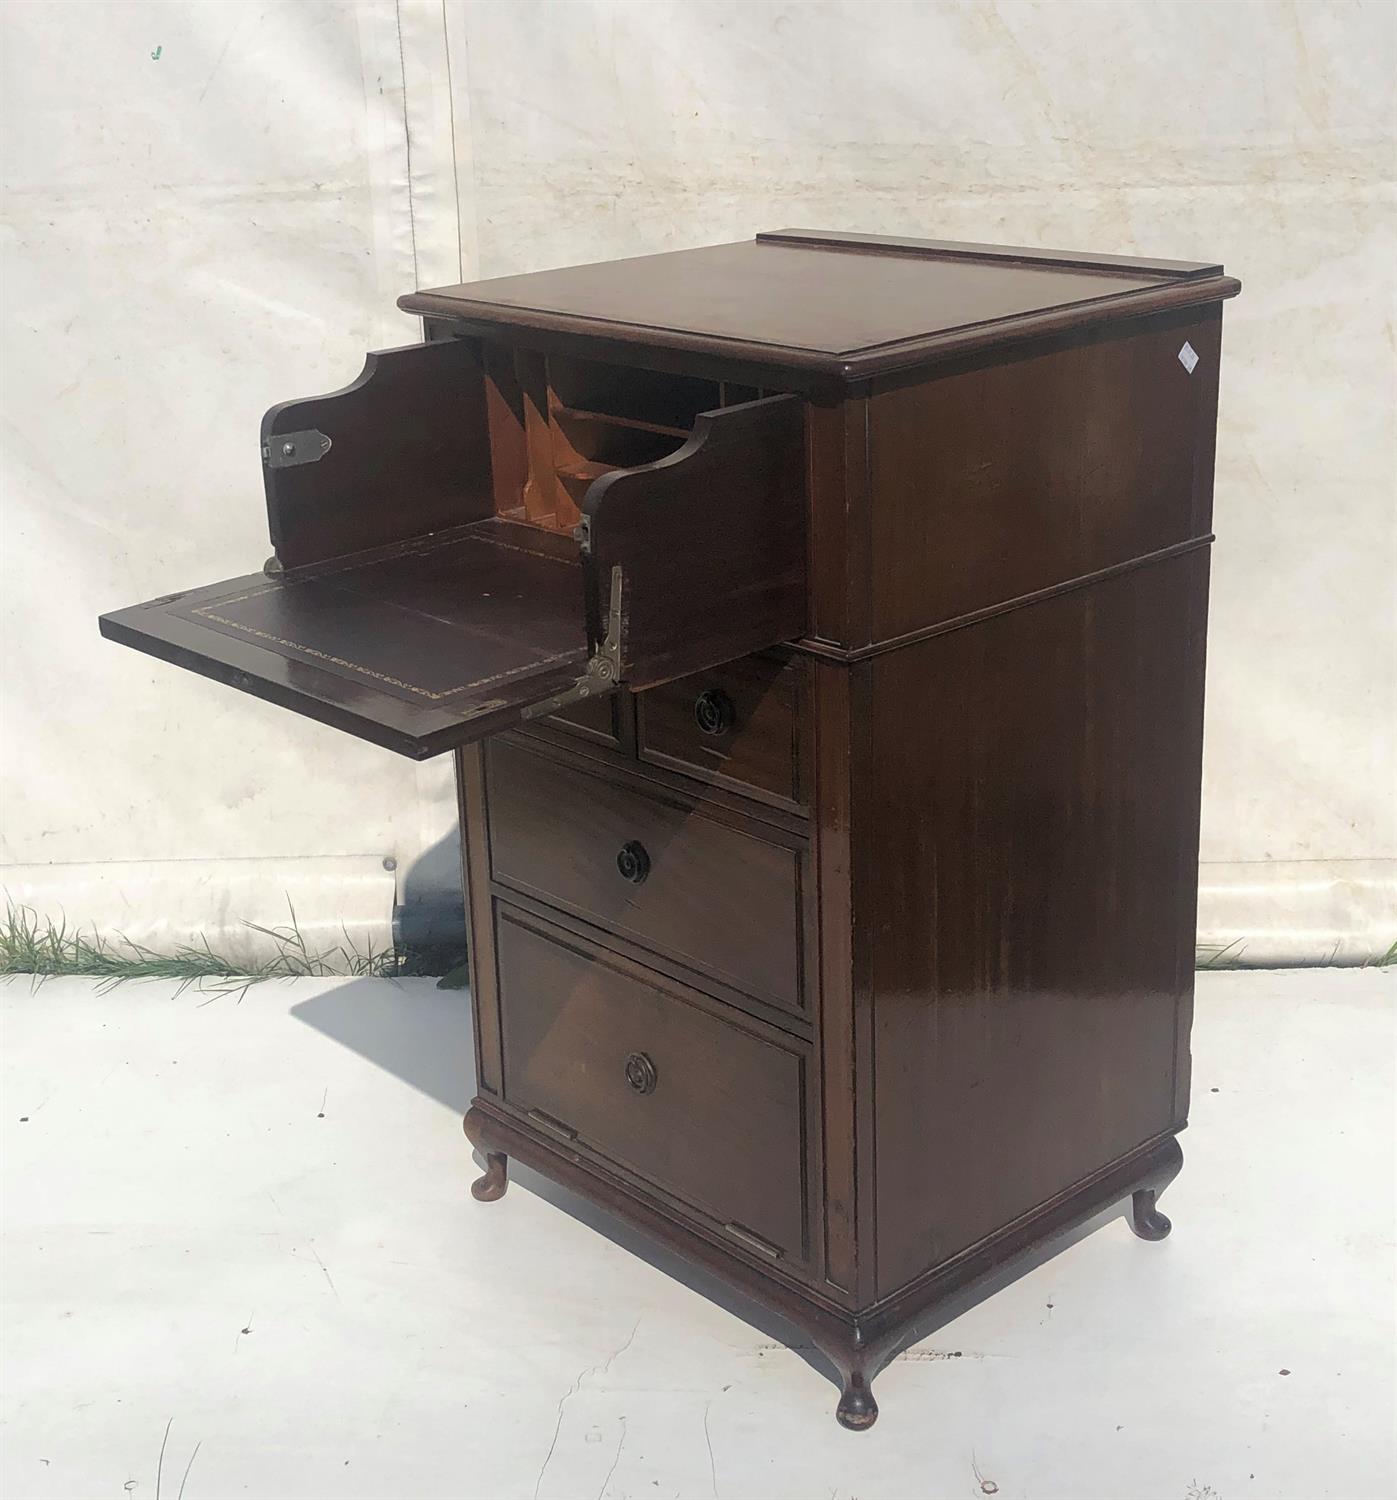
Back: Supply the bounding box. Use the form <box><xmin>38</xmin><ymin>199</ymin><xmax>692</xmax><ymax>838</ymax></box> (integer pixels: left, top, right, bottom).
<box><xmin>555</xmin><ymin>458</ymin><xmax>615</xmax><ymax>483</ymax></box>
<box><xmin>551</xmin><ymin>402</ymin><xmax>692</xmax><ymax>440</ymax></box>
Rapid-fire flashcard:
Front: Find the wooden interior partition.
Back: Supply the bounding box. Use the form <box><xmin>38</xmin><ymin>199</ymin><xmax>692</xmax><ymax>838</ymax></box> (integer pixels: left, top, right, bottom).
<box><xmin>261</xmin><ymin>338</ymin><xmax>495</xmax><ymax>570</ymax></box>
<box><xmin>477</xmin><ymin>344</ymin><xmax>774</xmax><ymax>537</ymax></box>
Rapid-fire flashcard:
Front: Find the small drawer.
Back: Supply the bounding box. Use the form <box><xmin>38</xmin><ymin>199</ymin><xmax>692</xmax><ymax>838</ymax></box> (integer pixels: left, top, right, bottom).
<box><xmin>485</xmin><ymin>737</ymin><xmax>803</xmax><ymax>1014</ymax></box>
<box><xmin>636</xmin><ymin>654</ymin><xmax>805</xmax><ymax>810</ymax></box>
<box><xmin>496</xmin><ymin>904</ymin><xmax>809</xmax><ymax>1262</ymax></box>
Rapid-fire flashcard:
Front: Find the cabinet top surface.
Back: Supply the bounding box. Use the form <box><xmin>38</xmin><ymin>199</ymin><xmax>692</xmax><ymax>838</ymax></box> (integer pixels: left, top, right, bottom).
<box><xmin>400</xmin><ymin>230</ymin><xmax>1239</xmax><ymax>380</ymax></box>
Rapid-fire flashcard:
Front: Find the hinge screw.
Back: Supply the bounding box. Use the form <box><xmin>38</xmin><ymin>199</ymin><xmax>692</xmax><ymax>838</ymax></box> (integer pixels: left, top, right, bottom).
<box><xmin>281</xmin><ymin>441</ymin><xmax>296</xmax><ymax>457</ymax></box>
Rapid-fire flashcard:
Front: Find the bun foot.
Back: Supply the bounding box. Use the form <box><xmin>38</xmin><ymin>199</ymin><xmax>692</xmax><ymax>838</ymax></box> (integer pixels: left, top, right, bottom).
<box><xmin>1130</xmin><ymin>1186</ymin><xmax>1171</xmax><ymax>1240</ymax></box>
<box><xmin>836</xmin><ymin>1374</ymin><xmax>879</xmax><ymax>1431</ymax></box>
<box><xmin>471</xmin><ymin>1150</ymin><xmax>508</xmax><ymax>1202</ymax></box>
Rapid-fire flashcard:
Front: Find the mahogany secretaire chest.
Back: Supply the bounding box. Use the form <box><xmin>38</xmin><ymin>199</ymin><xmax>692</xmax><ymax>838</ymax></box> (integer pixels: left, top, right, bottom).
<box><xmin>101</xmin><ymin>230</ymin><xmax>1240</xmax><ymax>1427</ymax></box>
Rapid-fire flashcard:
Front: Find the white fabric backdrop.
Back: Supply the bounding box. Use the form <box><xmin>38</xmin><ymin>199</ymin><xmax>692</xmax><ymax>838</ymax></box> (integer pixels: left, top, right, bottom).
<box><xmin>2</xmin><ymin>0</ymin><xmax>1393</xmax><ymax>964</ymax></box>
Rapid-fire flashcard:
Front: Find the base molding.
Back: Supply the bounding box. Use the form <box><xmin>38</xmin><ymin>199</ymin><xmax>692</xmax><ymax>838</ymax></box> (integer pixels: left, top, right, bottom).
<box><xmin>463</xmin><ymin>1100</ymin><xmax>1184</xmax><ymax>1429</ymax></box>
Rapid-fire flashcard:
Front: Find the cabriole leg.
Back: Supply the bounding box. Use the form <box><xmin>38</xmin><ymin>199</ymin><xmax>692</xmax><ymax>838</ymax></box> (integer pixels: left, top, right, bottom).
<box><xmin>1129</xmin><ymin>1186</ymin><xmax>1172</xmax><ymax>1240</ymax></box>
<box><xmin>835</xmin><ymin>1369</ymin><xmax>879</xmax><ymax>1431</ymax></box>
<box><xmin>471</xmin><ymin>1150</ymin><xmax>509</xmax><ymax>1203</ymax></box>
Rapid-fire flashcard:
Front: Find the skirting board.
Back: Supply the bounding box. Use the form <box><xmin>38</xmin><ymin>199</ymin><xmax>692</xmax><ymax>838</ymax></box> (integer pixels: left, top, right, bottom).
<box><xmin>1</xmin><ymin>858</ymin><xmax>396</xmax><ymax>966</ymax></box>
<box><xmin>1197</xmin><ymin>858</ymin><xmax>1396</xmax><ymax>967</ymax></box>
<box><xmin>5</xmin><ymin>857</ymin><xmax>1390</xmax><ymax>970</ymax></box>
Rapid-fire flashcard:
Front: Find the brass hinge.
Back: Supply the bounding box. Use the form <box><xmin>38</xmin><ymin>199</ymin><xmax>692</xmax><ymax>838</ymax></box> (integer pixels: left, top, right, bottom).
<box><xmin>263</xmin><ymin>428</ymin><xmax>332</xmax><ymax>468</ymax></box>
<box><xmin>526</xmin><ymin>1108</ymin><xmax>579</xmax><ymax>1142</ymax></box>
<box><xmin>522</xmin><ymin>564</ymin><xmax>625</xmax><ymax>721</ymax></box>
<box><xmin>722</xmin><ymin>1221</ymin><xmax>783</xmax><ymax>1260</ymax></box>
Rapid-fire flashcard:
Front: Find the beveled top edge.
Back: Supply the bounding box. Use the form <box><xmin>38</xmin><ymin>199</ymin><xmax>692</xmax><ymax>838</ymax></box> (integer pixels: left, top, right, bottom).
<box><xmin>401</xmin><ymin>277</ymin><xmax>1242</xmax><ymax>388</ymax></box>
<box><xmin>754</xmin><ymin>228</ymin><xmax>1224</xmax><ymax>279</ymax></box>
<box><xmin>399</xmin><ymin>232</ymin><xmax>1239</xmax><ymax>385</ymax></box>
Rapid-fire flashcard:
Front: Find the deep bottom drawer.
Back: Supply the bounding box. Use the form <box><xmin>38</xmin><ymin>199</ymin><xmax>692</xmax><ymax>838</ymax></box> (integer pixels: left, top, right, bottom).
<box><xmin>496</xmin><ymin>903</ymin><xmax>809</xmax><ymax>1262</ymax></box>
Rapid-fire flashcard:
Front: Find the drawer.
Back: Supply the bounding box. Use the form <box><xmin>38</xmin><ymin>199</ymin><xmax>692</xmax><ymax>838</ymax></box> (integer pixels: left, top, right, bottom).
<box><xmin>496</xmin><ymin>904</ymin><xmax>809</xmax><ymax>1262</ymax></box>
<box><xmin>485</xmin><ymin>737</ymin><xmax>804</xmax><ymax>1014</ymax></box>
<box><xmin>636</xmin><ymin>653</ymin><xmax>805</xmax><ymax>809</ymax></box>
<box><xmin>100</xmin><ymin>337</ymin><xmax>806</xmax><ymax>762</ymax></box>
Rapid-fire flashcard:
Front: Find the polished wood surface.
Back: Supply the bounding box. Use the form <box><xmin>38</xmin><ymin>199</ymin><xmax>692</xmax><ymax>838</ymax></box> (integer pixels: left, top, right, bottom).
<box><xmin>862</xmin><ymin>548</ymin><xmax>1209</xmax><ymax>1295</ymax></box>
<box><xmin>755</xmin><ymin>227</ymin><xmax>1225</xmax><ymax>277</ymax></box>
<box><xmin>484</xmin><ymin>735</ymin><xmax>806</xmax><ymax>1015</ymax></box>
<box><xmin>861</xmin><ymin>308</ymin><xmax>1222</xmax><ymax>645</ymax></box>
<box><xmin>494</xmin><ymin>903</ymin><xmax>811</xmax><ymax>1262</ymax></box>
<box><xmin>262</xmin><ymin>337</ymin><xmax>494</xmax><ymax>568</ymax></box>
<box><xmin>584</xmin><ymin>393</ymin><xmax>805</xmax><ymax>687</ymax></box>
<box><xmin>102</xmin><ymin>232</ymin><xmax>1237</xmax><ymax>1429</ymax></box>
<box><xmin>635</xmin><ymin>652</ymin><xmax>806</xmax><ymax>811</ymax></box>
<box><xmin>400</xmin><ymin>231</ymin><xmax>1239</xmax><ymax>383</ymax></box>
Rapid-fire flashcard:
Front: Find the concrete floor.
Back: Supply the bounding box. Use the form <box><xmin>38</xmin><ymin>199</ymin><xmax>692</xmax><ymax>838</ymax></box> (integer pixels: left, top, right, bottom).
<box><xmin>2</xmin><ymin>968</ymin><xmax>1392</xmax><ymax>1500</ymax></box>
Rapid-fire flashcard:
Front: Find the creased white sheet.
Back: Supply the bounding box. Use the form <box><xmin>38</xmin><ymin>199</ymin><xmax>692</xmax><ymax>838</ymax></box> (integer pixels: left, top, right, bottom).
<box><xmin>2</xmin><ymin>1</ymin><xmax>1391</xmax><ymax>965</ymax></box>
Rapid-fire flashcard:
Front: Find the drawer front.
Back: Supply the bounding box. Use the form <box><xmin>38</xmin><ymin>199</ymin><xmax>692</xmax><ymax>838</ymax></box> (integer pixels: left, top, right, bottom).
<box><xmin>486</xmin><ymin>738</ymin><xmax>803</xmax><ymax>1013</ymax></box>
<box><xmin>496</xmin><ymin>904</ymin><xmax>808</xmax><ymax>1261</ymax></box>
<box><xmin>635</xmin><ymin>654</ymin><xmax>805</xmax><ymax>810</ymax></box>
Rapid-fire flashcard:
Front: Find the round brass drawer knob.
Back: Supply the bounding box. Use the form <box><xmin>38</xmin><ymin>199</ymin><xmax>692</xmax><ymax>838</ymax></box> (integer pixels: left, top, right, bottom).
<box><xmin>624</xmin><ymin>1051</ymin><xmax>658</xmax><ymax>1095</ymax></box>
<box><xmin>693</xmin><ymin>687</ymin><xmax>736</xmax><ymax>737</ymax></box>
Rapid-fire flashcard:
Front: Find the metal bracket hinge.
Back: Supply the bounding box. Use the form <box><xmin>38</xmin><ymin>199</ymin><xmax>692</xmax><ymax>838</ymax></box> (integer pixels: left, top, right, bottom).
<box><xmin>521</xmin><ymin>564</ymin><xmax>625</xmax><ymax>721</ymax></box>
<box><xmin>526</xmin><ymin>1108</ymin><xmax>579</xmax><ymax>1142</ymax></box>
<box><xmin>722</xmin><ymin>1221</ymin><xmax>783</xmax><ymax>1260</ymax></box>
<box><xmin>263</xmin><ymin>429</ymin><xmax>332</xmax><ymax>468</ymax></box>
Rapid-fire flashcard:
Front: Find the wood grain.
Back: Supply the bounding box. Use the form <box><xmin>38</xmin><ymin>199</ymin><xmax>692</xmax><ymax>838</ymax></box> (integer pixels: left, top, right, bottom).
<box><xmin>484</xmin><ymin>736</ymin><xmax>807</xmax><ymax>1015</ymax></box>
<box><xmin>400</xmin><ymin>233</ymin><xmax>1240</xmax><ymax>383</ymax></box>
<box><xmin>262</xmin><ymin>338</ymin><xmax>494</xmax><ymax>569</ymax></box>
<box><xmin>495</xmin><ymin>903</ymin><xmax>811</xmax><ymax>1262</ymax></box>
<box><xmin>585</xmin><ymin>394</ymin><xmax>806</xmax><ymax>688</ymax></box>
<box><xmin>861</xmin><ymin>550</ymin><xmax>1208</xmax><ymax>1295</ymax></box>
<box><xmin>635</xmin><ymin>652</ymin><xmax>806</xmax><ymax>811</ymax></box>
<box><xmin>101</xmin><ymin>231</ymin><xmax>1236</xmax><ymax>1428</ymax></box>
<box><xmin>862</xmin><ymin>308</ymin><xmax>1223</xmax><ymax>645</ymax></box>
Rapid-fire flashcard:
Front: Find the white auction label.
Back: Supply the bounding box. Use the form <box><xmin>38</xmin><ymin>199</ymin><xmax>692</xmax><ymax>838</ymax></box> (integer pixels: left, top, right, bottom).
<box><xmin>1178</xmin><ymin>341</ymin><xmax>1200</xmax><ymax>374</ymax></box>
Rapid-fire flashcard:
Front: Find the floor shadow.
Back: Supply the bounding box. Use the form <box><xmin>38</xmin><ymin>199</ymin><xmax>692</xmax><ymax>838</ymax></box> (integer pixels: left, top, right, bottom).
<box><xmin>290</xmin><ymin>976</ymin><xmax>473</xmax><ymax>1114</ymax></box>
<box><xmin>290</xmin><ymin>977</ymin><xmax>1139</xmax><ymax>1400</ymax></box>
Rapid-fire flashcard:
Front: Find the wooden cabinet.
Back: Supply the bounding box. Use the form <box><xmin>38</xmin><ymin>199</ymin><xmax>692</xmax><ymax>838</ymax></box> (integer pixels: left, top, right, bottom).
<box><xmin>101</xmin><ymin>229</ymin><xmax>1240</xmax><ymax>1428</ymax></box>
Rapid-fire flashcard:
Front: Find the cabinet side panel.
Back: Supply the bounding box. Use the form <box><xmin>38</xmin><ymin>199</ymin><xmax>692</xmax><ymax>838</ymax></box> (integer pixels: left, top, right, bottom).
<box><xmin>264</xmin><ymin>338</ymin><xmax>497</xmax><ymax>570</ymax></box>
<box><xmin>811</xmin><ymin>659</ymin><xmax>875</xmax><ymax>1302</ymax></box>
<box><xmin>865</xmin><ymin>550</ymin><xmax>1208</xmax><ymax>1299</ymax></box>
<box><xmin>1171</xmin><ymin>550</ymin><xmax>1210</xmax><ymax>1123</ymax></box>
<box><xmin>806</xmin><ymin>392</ymin><xmax>870</xmax><ymax>649</ymax></box>
<box><xmin>457</xmin><ymin>744</ymin><xmax>503</xmax><ymax>1097</ymax></box>
<box><xmin>865</xmin><ymin>307</ymin><xmax>1222</xmax><ymax>643</ymax></box>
